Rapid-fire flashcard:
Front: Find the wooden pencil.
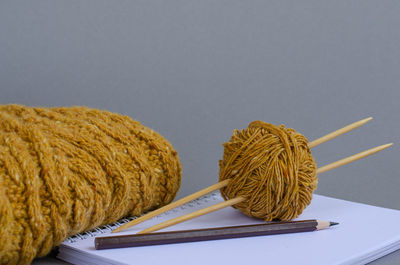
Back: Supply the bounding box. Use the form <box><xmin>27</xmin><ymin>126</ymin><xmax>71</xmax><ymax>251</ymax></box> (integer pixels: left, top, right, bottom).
<box><xmin>95</xmin><ymin>219</ymin><xmax>338</xmax><ymax>250</ymax></box>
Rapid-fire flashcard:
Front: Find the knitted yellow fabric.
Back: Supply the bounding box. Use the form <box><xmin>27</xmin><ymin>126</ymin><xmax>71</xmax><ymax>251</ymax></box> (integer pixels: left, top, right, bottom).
<box><xmin>0</xmin><ymin>104</ymin><xmax>181</xmax><ymax>265</ymax></box>
<box><xmin>219</xmin><ymin>120</ymin><xmax>317</xmax><ymax>221</ymax></box>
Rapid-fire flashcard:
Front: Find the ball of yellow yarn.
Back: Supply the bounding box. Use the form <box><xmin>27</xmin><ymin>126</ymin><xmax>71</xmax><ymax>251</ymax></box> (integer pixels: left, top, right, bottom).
<box><xmin>0</xmin><ymin>104</ymin><xmax>181</xmax><ymax>265</ymax></box>
<box><xmin>219</xmin><ymin>120</ymin><xmax>317</xmax><ymax>221</ymax></box>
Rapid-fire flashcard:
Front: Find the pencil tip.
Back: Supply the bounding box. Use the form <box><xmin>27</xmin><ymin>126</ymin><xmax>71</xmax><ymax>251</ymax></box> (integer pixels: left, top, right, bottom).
<box><xmin>330</xmin><ymin>222</ymin><xmax>339</xmax><ymax>227</ymax></box>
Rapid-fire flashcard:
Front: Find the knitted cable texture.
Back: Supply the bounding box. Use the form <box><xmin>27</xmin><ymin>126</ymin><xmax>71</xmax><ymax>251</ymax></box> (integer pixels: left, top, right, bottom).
<box><xmin>0</xmin><ymin>104</ymin><xmax>181</xmax><ymax>265</ymax></box>
<box><xmin>219</xmin><ymin>120</ymin><xmax>317</xmax><ymax>221</ymax></box>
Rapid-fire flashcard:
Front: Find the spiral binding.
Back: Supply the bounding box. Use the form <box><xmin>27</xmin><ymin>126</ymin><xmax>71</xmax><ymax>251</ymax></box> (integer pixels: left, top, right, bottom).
<box><xmin>65</xmin><ymin>192</ymin><xmax>221</xmax><ymax>243</ymax></box>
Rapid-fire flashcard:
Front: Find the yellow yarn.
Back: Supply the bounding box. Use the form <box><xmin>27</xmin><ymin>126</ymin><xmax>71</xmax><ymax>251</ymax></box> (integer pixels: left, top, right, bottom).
<box><xmin>219</xmin><ymin>120</ymin><xmax>317</xmax><ymax>221</ymax></box>
<box><xmin>0</xmin><ymin>104</ymin><xmax>181</xmax><ymax>265</ymax></box>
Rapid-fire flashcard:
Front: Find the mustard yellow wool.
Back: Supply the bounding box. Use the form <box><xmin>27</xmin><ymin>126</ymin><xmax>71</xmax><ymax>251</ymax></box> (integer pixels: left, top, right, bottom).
<box><xmin>219</xmin><ymin>120</ymin><xmax>317</xmax><ymax>221</ymax></box>
<box><xmin>0</xmin><ymin>104</ymin><xmax>181</xmax><ymax>265</ymax></box>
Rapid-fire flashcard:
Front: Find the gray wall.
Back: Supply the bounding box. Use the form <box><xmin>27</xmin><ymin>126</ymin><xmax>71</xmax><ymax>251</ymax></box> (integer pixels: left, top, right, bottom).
<box><xmin>1</xmin><ymin>1</ymin><xmax>400</xmax><ymax>263</ymax></box>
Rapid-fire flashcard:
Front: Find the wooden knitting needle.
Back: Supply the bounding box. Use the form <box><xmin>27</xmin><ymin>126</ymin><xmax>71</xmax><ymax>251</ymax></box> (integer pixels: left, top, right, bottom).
<box><xmin>137</xmin><ymin>143</ymin><xmax>392</xmax><ymax>234</ymax></box>
<box><xmin>112</xmin><ymin>179</ymin><xmax>232</xmax><ymax>233</ymax></box>
<box><xmin>308</xmin><ymin>117</ymin><xmax>372</xmax><ymax>148</ymax></box>
<box><xmin>112</xmin><ymin>117</ymin><xmax>372</xmax><ymax>233</ymax></box>
<box><xmin>315</xmin><ymin>143</ymin><xmax>392</xmax><ymax>174</ymax></box>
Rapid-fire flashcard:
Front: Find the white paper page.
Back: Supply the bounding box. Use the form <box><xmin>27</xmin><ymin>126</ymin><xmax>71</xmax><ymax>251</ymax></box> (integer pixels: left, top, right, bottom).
<box><xmin>58</xmin><ymin>193</ymin><xmax>400</xmax><ymax>265</ymax></box>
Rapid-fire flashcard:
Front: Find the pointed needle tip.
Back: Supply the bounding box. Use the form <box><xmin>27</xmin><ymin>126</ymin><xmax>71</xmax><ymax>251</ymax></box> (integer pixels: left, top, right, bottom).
<box><xmin>382</xmin><ymin>143</ymin><xmax>394</xmax><ymax>149</ymax></box>
<box><xmin>359</xmin><ymin>117</ymin><xmax>373</xmax><ymax>124</ymax></box>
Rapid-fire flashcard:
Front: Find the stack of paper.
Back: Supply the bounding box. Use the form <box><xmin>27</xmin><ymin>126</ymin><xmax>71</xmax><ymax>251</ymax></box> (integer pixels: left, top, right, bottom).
<box><xmin>58</xmin><ymin>192</ymin><xmax>400</xmax><ymax>265</ymax></box>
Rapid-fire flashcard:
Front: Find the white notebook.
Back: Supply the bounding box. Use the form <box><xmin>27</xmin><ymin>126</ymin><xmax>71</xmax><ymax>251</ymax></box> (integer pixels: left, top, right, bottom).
<box><xmin>57</xmin><ymin>192</ymin><xmax>400</xmax><ymax>265</ymax></box>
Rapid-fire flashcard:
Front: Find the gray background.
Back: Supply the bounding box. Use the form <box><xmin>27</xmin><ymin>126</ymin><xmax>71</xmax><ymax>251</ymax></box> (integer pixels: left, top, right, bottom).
<box><xmin>1</xmin><ymin>1</ymin><xmax>399</xmax><ymax>264</ymax></box>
